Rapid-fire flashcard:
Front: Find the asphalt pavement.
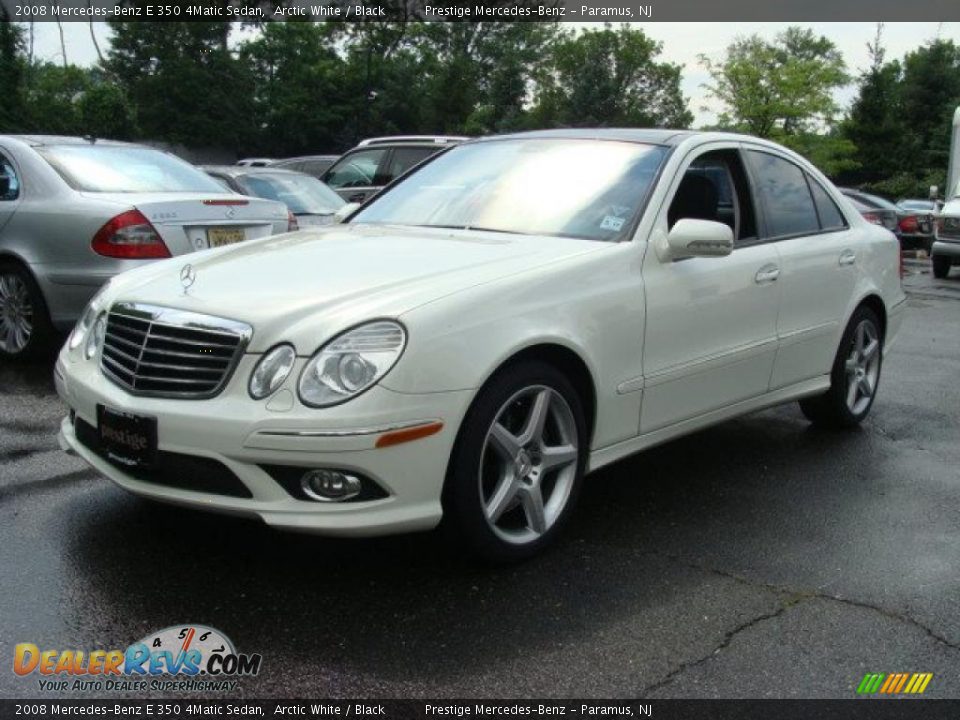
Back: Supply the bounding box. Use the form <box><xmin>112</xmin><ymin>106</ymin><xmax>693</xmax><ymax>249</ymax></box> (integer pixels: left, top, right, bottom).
<box><xmin>1</xmin><ymin>261</ymin><xmax>958</xmax><ymax>699</ymax></box>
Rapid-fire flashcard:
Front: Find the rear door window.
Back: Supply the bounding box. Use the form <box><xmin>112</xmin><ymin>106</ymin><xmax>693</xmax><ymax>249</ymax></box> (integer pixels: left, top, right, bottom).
<box><xmin>746</xmin><ymin>150</ymin><xmax>820</xmax><ymax>238</ymax></box>
<box><xmin>380</xmin><ymin>147</ymin><xmax>437</xmax><ymax>184</ymax></box>
<box><xmin>806</xmin><ymin>176</ymin><xmax>847</xmax><ymax>231</ymax></box>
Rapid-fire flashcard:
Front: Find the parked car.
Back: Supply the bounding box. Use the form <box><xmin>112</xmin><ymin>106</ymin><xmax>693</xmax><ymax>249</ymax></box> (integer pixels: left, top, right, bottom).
<box><xmin>840</xmin><ymin>188</ymin><xmax>935</xmax><ymax>252</ymax></box>
<box><xmin>236</xmin><ymin>158</ymin><xmax>274</xmax><ymax>167</ymax></box>
<box><xmin>321</xmin><ymin>135</ymin><xmax>467</xmax><ymax>204</ymax></box>
<box><xmin>933</xmin><ymin>187</ymin><xmax>960</xmax><ymax>278</ymax></box>
<box><xmin>55</xmin><ymin>129</ymin><xmax>905</xmax><ymax>561</ymax></box>
<box><xmin>0</xmin><ymin>135</ymin><xmax>289</xmax><ymax>359</ymax></box>
<box><xmin>201</xmin><ymin>166</ymin><xmax>345</xmax><ymax>229</ymax></box>
<box><xmin>897</xmin><ymin>198</ymin><xmax>943</xmax><ymax>215</ymax></box>
<box><xmin>268</xmin><ymin>155</ymin><xmax>340</xmax><ymax>179</ymax></box>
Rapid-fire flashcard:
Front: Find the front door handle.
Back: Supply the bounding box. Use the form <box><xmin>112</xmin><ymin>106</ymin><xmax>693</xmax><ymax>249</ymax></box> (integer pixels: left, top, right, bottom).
<box><xmin>839</xmin><ymin>250</ymin><xmax>857</xmax><ymax>266</ymax></box>
<box><xmin>755</xmin><ymin>264</ymin><xmax>780</xmax><ymax>284</ymax></box>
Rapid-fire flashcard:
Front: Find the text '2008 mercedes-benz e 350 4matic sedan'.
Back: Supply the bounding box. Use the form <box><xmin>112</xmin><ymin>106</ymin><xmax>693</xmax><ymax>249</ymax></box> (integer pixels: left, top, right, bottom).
<box><xmin>55</xmin><ymin>130</ymin><xmax>906</xmax><ymax>561</ymax></box>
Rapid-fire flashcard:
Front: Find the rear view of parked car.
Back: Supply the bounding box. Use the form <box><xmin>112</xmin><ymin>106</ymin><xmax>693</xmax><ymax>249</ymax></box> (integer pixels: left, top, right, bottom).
<box><xmin>840</xmin><ymin>188</ymin><xmax>935</xmax><ymax>252</ymax></box>
<box><xmin>322</xmin><ymin>136</ymin><xmax>467</xmax><ymax>204</ymax></box>
<box><xmin>203</xmin><ymin>166</ymin><xmax>345</xmax><ymax>229</ymax></box>
<box><xmin>0</xmin><ymin>136</ymin><xmax>288</xmax><ymax>359</ymax></box>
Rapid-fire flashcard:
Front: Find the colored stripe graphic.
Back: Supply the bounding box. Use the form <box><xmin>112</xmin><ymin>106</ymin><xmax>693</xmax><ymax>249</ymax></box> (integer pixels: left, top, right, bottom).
<box><xmin>857</xmin><ymin>672</ymin><xmax>932</xmax><ymax>694</ymax></box>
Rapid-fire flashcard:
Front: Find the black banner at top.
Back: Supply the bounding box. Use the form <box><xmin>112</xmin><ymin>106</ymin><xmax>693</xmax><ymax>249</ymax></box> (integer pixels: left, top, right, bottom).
<box><xmin>2</xmin><ymin>0</ymin><xmax>960</xmax><ymax>22</ymax></box>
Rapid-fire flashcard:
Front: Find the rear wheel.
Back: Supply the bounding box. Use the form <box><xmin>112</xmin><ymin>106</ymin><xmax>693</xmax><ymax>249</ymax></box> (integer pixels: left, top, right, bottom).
<box><xmin>932</xmin><ymin>254</ymin><xmax>951</xmax><ymax>279</ymax></box>
<box><xmin>0</xmin><ymin>261</ymin><xmax>53</xmax><ymax>360</ymax></box>
<box><xmin>443</xmin><ymin>361</ymin><xmax>587</xmax><ymax>562</ymax></box>
<box><xmin>799</xmin><ymin>306</ymin><xmax>882</xmax><ymax>429</ymax></box>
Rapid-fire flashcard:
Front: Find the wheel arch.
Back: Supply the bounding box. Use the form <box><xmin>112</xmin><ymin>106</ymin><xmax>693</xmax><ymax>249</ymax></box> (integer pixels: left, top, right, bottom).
<box><xmin>856</xmin><ymin>293</ymin><xmax>887</xmax><ymax>343</ymax></box>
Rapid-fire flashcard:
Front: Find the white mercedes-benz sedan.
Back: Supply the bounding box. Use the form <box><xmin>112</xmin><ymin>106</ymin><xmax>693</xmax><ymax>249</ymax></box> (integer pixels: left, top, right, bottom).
<box><xmin>55</xmin><ymin>130</ymin><xmax>907</xmax><ymax>561</ymax></box>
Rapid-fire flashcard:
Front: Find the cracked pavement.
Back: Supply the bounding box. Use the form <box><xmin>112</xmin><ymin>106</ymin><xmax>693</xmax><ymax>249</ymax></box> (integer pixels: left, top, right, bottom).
<box><xmin>0</xmin><ymin>263</ymin><xmax>958</xmax><ymax>699</ymax></box>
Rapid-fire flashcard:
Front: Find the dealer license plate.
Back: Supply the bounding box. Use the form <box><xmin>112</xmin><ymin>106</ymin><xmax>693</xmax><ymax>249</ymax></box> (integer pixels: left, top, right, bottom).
<box><xmin>207</xmin><ymin>227</ymin><xmax>245</xmax><ymax>248</ymax></box>
<box><xmin>97</xmin><ymin>405</ymin><xmax>157</xmax><ymax>469</ymax></box>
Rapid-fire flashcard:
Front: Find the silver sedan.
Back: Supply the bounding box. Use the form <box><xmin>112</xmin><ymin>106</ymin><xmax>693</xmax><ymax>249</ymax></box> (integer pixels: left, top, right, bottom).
<box><xmin>0</xmin><ymin>136</ymin><xmax>290</xmax><ymax>359</ymax></box>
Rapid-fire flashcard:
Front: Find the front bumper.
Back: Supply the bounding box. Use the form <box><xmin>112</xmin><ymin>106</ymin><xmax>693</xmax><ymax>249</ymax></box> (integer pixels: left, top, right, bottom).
<box><xmin>55</xmin><ymin>350</ymin><xmax>474</xmax><ymax>536</ymax></box>
<box><xmin>932</xmin><ymin>237</ymin><xmax>960</xmax><ymax>258</ymax></box>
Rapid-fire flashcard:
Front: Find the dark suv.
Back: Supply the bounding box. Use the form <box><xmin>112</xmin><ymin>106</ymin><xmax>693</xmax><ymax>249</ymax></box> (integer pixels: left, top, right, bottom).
<box><xmin>322</xmin><ymin>136</ymin><xmax>468</xmax><ymax>204</ymax></box>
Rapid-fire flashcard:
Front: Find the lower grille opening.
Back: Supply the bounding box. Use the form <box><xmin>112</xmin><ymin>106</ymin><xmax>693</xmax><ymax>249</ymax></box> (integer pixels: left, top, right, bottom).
<box><xmin>75</xmin><ymin>418</ymin><xmax>252</xmax><ymax>499</ymax></box>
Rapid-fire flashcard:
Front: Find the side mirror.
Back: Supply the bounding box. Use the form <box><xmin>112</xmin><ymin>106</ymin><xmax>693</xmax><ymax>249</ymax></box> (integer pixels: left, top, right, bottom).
<box><xmin>0</xmin><ymin>175</ymin><xmax>10</xmax><ymax>198</ymax></box>
<box><xmin>665</xmin><ymin>219</ymin><xmax>734</xmax><ymax>260</ymax></box>
<box><xmin>333</xmin><ymin>202</ymin><xmax>361</xmax><ymax>224</ymax></box>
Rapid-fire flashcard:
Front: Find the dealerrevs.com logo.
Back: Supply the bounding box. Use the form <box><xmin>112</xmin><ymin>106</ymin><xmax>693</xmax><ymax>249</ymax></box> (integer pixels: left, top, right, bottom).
<box><xmin>13</xmin><ymin>625</ymin><xmax>262</xmax><ymax>693</ymax></box>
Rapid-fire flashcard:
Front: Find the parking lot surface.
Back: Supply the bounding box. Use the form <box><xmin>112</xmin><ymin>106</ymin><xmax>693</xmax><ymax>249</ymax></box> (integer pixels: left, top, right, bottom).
<box><xmin>1</xmin><ymin>263</ymin><xmax>958</xmax><ymax>699</ymax></box>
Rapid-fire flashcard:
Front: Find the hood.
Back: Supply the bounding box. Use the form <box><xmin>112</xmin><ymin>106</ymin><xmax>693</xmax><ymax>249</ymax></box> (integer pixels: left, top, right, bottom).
<box><xmin>104</xmin><ymin>223</ymin><xmax>604</xmax><ymax>352</ymax></box>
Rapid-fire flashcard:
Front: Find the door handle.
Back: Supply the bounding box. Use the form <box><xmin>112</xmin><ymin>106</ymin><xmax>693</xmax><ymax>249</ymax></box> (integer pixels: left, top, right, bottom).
<box><xmin>839</xmin><ymin>250</ymin><xmax>856</xmax><ymax>266</ymax></box>
<box><xmin>755</xmin><ymin>264</ymin><xmax>780</xmax><ymax>284</ymax></box>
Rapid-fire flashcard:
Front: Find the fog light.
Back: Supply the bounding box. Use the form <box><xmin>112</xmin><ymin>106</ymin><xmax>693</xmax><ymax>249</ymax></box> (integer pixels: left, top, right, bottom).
<box><xmin>300</xmin><ymin>469</ymin><xmax>363</xmax><ymax>502</ymax></box>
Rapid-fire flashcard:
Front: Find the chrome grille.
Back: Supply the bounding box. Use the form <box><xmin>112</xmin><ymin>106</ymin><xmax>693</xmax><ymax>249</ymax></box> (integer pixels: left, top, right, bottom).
<box><xmin>100</xmin><ymin>303</ymin><xmax>252</xmax><ymax>399</ymax></box>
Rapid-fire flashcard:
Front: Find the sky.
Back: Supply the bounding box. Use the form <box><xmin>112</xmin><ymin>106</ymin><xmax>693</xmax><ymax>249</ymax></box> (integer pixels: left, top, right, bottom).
<box><xmin>22</xmin><ymin>21</ymin><xmax>960</xmax><ymax>127</ymax></box>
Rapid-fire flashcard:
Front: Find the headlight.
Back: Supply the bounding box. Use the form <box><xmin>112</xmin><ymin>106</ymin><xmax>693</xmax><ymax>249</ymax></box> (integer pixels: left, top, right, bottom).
<box><xmin>298</xmin><ymin>321</ymin><xmax>406</xmax><ymax>407</ymax></box>
<box><xmin>84</xmin><ymin>313</ymin><xmax>106</xmax><ymax>360</ymax></box>
<box><xmin>249</xmin><ymin>344</ymin><xmax>296</xmax><ymax>400</ymax></box>
<box><xmin>69</xmin><ymin>284</ymin><xmax>110</xmax><ymax>352</ymax></box>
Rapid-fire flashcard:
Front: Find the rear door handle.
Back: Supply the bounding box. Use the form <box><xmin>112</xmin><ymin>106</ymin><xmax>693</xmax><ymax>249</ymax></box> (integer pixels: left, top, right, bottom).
<box><xmin>755</xmin><ymin>264</ymin><xmax>780</xmax><ymax>284</ymax></box>
<box><xmin>839</xmin><ymin>250</ymin><xmax>857</xmax><ymax>266</ymax></box>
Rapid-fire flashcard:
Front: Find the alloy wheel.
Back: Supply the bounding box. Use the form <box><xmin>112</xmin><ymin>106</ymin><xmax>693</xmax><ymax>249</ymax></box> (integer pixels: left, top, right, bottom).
<box><xmin>478</xmin><ymin>385</ymin><xmax>579</xmax><ymax>545</ymax></box>
<box><xmin>844</xmin><ymin>319</ymin><xmax>880</xmax><ymax>415</ymax></box>
<box><xmin>0</xmin><ymin>272</ymin><xmax>33</xmax><ymax>354</ymax></box>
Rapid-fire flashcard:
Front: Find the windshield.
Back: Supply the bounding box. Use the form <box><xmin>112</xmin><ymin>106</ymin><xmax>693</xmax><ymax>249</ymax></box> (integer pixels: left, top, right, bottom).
<box><xmin>351</xmin><ymin>139</ymin><xmax>669</xmax><ymax>242</ymax></box>
<box><xmin>37</xmin><ymin>145</ymin><xmax>227</xmax><ymax>193</ymax></box>
<box><xmin>236</xmin><ymin>172</ymin><xmax>345</xmax><ymax>215</ymax></box>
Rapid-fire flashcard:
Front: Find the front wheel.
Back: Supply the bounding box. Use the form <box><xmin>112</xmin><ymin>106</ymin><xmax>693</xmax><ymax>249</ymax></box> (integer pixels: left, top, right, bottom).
<box><xmin>799</xmin><ymin>306</ymin><xmax>882</xmax><ymax>429</ymax></box>
<box><xmin>932</xmin><ymin>254</ymin><xmax>951</xmax><ymax>279</ymax></box>
<box><xmin>443</xmin><ymin>361</ymin><xmax>587</xmax><ymax>562</ymax></box>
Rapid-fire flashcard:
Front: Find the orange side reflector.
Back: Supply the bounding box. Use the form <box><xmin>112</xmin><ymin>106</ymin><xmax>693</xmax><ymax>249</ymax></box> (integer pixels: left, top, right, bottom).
<box><xmin>375</xmin><ymin>422</ymin><xmax>444</xmax><ymax>449</ymax></box>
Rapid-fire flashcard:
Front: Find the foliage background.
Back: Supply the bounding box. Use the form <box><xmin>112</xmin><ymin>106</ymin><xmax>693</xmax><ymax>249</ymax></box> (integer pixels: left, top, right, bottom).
<box><xmin>1</xmin><ymin>13</ymin><xmax>959</xmax><ymax>199</ymax></box>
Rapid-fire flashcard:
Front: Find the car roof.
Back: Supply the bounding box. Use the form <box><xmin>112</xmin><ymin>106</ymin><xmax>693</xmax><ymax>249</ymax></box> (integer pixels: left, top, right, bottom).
<box><xmin>270</xmin><ymin>155</ymin><xmax>340</xmax><ymax>163</ymax></box>
<box><xmin>202</xmin><ymin>165</ymin><xmax>310</xmax><ymax>178</ymax></box>
<box><xmin>1</xmin><ymin>134</ymin><xmax>141</xmax><ymax>148</ymax></box>
<box><xmin>477</xmin><ymin>128</ymin><xmax>697</xmax><ymax>146</ymax></box>
<box><xmin>357</xmin><ymin>135</ymin><xmax>469</xmax><ymax>147</ymax></box>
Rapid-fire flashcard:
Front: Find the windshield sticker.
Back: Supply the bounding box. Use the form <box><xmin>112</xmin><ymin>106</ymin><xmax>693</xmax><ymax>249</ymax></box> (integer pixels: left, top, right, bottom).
<box><xmin>601</xmin><ymin>215</ymin><xmax>626</xmax><ymax>232</ymax></box>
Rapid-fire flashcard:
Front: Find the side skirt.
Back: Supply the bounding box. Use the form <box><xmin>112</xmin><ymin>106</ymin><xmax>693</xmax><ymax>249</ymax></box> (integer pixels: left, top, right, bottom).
<box><xmin>587</xmin><ymin>375</ymin><xmax>830</xmax><ymax>473</ymax></box>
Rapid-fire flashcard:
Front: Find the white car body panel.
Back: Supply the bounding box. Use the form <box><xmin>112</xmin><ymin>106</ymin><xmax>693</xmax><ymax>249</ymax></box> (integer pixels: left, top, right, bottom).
<box><xmin>55</xmin><ymin>131</ymin><xmax>907</xmax><ymax>537</ymax></box>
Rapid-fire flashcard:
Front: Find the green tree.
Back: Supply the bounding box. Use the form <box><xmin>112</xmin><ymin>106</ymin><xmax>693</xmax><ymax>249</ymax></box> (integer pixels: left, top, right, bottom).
<box><xmin>0</xmin><ymin>14</ymin><xmax>26</xmax><ymax>133</ymax></box>
<box><xmin>898</xmin><ymin>39</ymin><xmax>960</xmax><ymax>183</ymax></box>
<box><xmin>534</xmin><ymin>24</ymin><xmax>692</xmax><ymax>129</ymax></box>
<box><xmin>106</xmin><ymin>21</ymin><xmax>255</xmax><ymax>150</ymax></box>
<box><xmin>842</xmin><ymin>24</ymin><xmax>904</xmax><ymax>184</ymax></box>
<box><xmin>20</xmin><ymin>63</ymin><xmax>90</xmax><ymax>135</ymax></box>
<box><xmin>241</xmin><ymin>21</ymin><xmax>352</xmax><ymax>154</ymax></box>
<box><xmin>700</xmin><ymin>27</ymin><xmax>849</xmax><ymax>138</ymax></box>
<box><xmin>78</xmin><ymin>78</ymin><xmax>138</xmax><ymax>140</ymax></box>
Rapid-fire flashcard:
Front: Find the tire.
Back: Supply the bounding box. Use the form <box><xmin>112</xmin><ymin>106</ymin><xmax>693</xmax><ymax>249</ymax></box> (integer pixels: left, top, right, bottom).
<box><xmin>0</xmin><ymin>260</ymin><xmax>54</xmax><ymax>361</ymax></box>
<box><xmin>442</xmin><ymin>360</ymin><xmax>588</xmax><ymax>562</ymax></box>
<box><xmin>799</xmin><ymin>306</ymin><xmax>883</xmax><ymax>429</ymax></box>
<box><xmin>932</xmin><ymin>254</ymin><xmax>951</xmax><ymax>279</ymax></box>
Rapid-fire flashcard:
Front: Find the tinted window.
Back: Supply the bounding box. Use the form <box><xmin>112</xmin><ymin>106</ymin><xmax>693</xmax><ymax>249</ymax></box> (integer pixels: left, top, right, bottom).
<box><xmin>300</xmin><ymin>159</ymin><xmax>336</xmax><ymax>177</ymax></box>
<box><xmin>354</xmin><ymin>139</ymin><xmax>668</xmax><ymax>242</ymax></box>
<box><xmin>0</xmin><ymin>154</ymin><xmax>19</xmax><ymax>201</ymax></box>
<box><xmin>807</xmin><ymin>176</ymin><xmax>846</xmax><ymax>231</ymax></box>
<box><xmin>747</xmin><ymin>151</ymin><xmax>819</xmax><ymax>237</ymax></box>
<box><xmin>37</xmin><ymin>145</ymin><xmax>225</xmax><ymax>193</ymax></box>
<box><xmin>324</xmin><ymin>148</ymin><xmax>388</xmax><ymax>189</ymax></box>
<box><xmin>381</xmin><ymin>147</ymin><xmax>437</xmax><ymax>184</ymax></box>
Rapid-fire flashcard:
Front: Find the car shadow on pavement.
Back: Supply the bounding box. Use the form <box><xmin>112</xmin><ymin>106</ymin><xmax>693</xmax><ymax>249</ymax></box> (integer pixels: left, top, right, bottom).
<box><xmin>53</xmin><ymin>403</ymin><xmax>892</xmax><ymax>694</ymax></box>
